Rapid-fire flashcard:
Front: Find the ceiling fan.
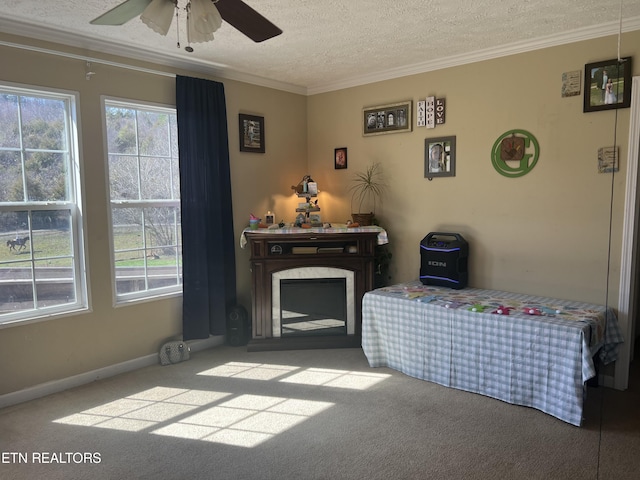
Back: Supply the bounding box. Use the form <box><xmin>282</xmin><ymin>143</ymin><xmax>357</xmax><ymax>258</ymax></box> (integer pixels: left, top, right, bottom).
<box><xmin>90</xmin><ymin>0</ymin><xmax>282</xmax><ymax>50</ymax></box>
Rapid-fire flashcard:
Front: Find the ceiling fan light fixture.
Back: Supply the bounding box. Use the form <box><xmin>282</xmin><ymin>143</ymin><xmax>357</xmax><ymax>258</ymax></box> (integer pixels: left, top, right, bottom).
<box><xmin>186</xmin><ymin>1</ymin><xmax>216</xmax><ymax>44</ymax></box>
<box><xmin>186</xmin><ymin>22</ymin><xmax>215</xmax><ymax>44</ymax></box>
<box><xmin>140</xmin><ymin>0</ymin><xmax>176</xmax><ymax>36</ymax></box>
<box><xmin>190</xmin><ymin>0</ymin><xmax>223</xmax><ymax>35</ymax></box>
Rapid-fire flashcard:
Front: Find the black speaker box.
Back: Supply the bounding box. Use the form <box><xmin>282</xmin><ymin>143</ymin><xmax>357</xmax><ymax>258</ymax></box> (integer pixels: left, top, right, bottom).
<box><xmin>226</xmin><ymin>305</ymin><xmax>249</xmax><ymax>346</ymax></box>
<box><xmin>419</xmin><ymin>232</ymin><xmax>469</xmax><ymax>289</ymax></box>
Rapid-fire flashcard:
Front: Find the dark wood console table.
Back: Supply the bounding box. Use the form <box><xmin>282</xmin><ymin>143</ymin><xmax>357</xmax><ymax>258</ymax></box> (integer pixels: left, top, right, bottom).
<box><xmin>242</xmin><ymin>226</ymin><xmax>387</xmax><ymax>351</ymax></box>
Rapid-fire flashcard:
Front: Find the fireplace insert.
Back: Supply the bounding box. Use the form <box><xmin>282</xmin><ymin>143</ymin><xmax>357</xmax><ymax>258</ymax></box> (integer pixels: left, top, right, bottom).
<box><xmin>279</xmin><ymin>278</ymin><xmax>347</xmax><ymax>337</ymax></box>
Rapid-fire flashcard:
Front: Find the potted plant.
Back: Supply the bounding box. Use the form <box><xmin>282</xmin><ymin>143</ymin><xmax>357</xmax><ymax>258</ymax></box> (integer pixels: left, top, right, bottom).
<box><xmin>348</xmin><ymin>162</ymin><xmax>387</xmax><ymax>226</ymax></box>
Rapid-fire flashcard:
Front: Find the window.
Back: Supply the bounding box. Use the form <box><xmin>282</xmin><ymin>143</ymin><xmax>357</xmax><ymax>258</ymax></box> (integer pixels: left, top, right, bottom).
<box><xmin>0</xmin><ymin>84</ymin><xmax>87</xmax><ymax>326</ymax></box>
<box><xmin>104</xmin><ymin>99</ymin><xmax>182</xmax><ymax>303</ymax></box>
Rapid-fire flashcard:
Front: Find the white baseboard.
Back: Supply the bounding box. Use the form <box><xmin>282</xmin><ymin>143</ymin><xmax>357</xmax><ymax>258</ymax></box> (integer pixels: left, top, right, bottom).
<box><xmin>0</xmin><ymin>336</ymin><xmax>225</xmax><ymax>410</ymax></box>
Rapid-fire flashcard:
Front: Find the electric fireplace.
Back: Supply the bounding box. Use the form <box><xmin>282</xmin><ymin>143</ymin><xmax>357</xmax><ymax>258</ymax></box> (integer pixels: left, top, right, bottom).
<box><xmin>244</xmin><ymin>229</ymin><xmax>381</xmax><ymax>351</ymax></box>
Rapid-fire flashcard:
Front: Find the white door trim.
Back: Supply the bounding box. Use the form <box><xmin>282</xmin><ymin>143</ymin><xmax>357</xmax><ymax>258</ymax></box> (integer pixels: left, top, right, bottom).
<box><xmin>616</xmin><ymin>76</ymin><xmax>640</xmax><ymax>390</ymax></box>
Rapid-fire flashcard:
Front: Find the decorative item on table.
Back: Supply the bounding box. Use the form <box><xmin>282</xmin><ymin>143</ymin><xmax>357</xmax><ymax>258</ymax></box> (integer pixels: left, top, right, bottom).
<box><xmin>309</xmin><ymin>213</ymin><xmax>322</xmax><ymax>227</ymax></box>
<box><xmin>416</xmin><ymin>295</ymin><xmax>439</xmax><ymax>303</ymax></box>
<box><xmin>291</xmin><ymin>174</ymin><xmax>316</xmax><ymax>195</ymax></box>
<box><xmin>264</xmin><ymin>211</ymin><xmax>275</xmax><ymax>225</ymax></box>
<box><xmin>249</xmin><ymin>213</ymin><xmax>261</xmax><ymax>230</ymax></box>
<box><xmin>444</xmin><ymin>301</ymin><xmax>464</xmax><ymax>309</ymax></box>
<box><xmin>294</xmin><ymin>213</ymin><xmax>306</xmax><ymax>227</ymax></box>
<box><xmin>291</xmin><ymin>174</ymin><xmax>320</xmax><ymax>224</ymax></box>
<box><xmin>348</xmin><ymin>162</ymin><xmax>387</xmax><ymax>226</ymax></box>
<box><xmin>491</xmin><ymin>306</ymin><xmax>513</xmax><ymax>315</ymax></box>
<box><xmin>541</xmin><ymin>306</ymin><xmax>563</xmax><ymax>315</ymax></box>
<box><xmin>468</xmin><ymin>304</ymin><xmax>486</xmax><ymax>312</ymax></box>
<box><xmin>523</xmin><ymin>307</ymin><xmax>543</xmax><ymax>315</ymax></box>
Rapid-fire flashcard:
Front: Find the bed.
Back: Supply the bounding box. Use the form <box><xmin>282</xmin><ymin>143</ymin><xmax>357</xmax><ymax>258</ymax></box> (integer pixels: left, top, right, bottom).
<box><xmin>361</xmin><ymin>280</ymin><xmax>624</xmax><ymax>426</ymax></box>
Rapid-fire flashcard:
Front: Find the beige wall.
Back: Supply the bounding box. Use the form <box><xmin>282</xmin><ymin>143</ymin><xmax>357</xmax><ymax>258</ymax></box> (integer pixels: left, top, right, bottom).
<box><xmin>0</xmin><ymin>34</ymin><xmax>307</xmax><ymax>395</ymax></box>
<box><xmin>308</xmin><ymin>31</ymin><xmax>639</xmax><ymax>307</ymax></box>
<box><xmin>0</xmin><ymin>29</ymin><xmax>638</xmax><ymax>397</ymax></box>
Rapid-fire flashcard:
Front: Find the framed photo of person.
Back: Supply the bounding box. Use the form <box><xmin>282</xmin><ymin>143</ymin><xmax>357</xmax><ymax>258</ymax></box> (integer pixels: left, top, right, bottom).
<box><xmin>334</xmin><ymin>147</ymin><xmax>348</xmax><ymax>169</ymax></box>
<box><xmin>583</xmin><ymin>57</ymin><xmax>632</xmax><ymax>112</ymax></box>
<box><xmin>239</xmin><ymin>114</ymin><xmax>265</xmax><ymax>153</ymax></box>
<box><xmin>425</xmin><ymin>136</ymin><xmax>456</xmax><ymax>179</ymax></box>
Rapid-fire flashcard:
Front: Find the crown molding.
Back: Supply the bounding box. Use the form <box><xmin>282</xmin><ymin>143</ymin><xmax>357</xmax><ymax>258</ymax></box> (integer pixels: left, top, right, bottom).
<box><xmin>0</xmin><ymin>17</ymin><xmax>307</xmax><ymax>96</ymax></box>
<box><xmin>2</xmin><ymin>15</ymin><xmax>639</xmax><ymax>97</ymax></box>
<box><xmin>306</xmin><ymin>16</ymin><xmax>640</xmax><ymax>95</ymax></box>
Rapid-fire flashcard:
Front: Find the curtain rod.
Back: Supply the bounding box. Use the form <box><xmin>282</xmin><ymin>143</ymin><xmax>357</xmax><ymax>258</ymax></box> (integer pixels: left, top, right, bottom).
<box><xmin>0</xmin><ymin>39</ymin><xmax>176</xmax><ymax>79</ymax></box>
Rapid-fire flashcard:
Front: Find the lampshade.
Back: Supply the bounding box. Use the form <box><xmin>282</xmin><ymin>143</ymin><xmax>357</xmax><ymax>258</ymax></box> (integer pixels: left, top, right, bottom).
<box><xmin>187</xmin><ymin>19</ymin><xmax>214</xmax><ymax>44</ymax></box>
<box><xmin>187</xmin><ymin>0</ymin><xmax>221</xmax><ymax>44</ymax></box>
<box><xmin>140</xmin><ymin>0</ymin><xmax>175</xmax><ymax>36</ymax></box>
<box><xmin>190</xmin><ymin>0</ymin><xmax>222</xmax><ymax>34</ymax></box>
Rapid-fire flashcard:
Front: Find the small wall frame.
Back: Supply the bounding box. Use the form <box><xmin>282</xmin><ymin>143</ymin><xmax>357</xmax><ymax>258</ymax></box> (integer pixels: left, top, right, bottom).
<box><xmin>334</xmin><ymin>147</ymin><xmax>347</xmax><ymax>169</ymax></box>
<box><xmin>239</xmin><ymin>114</ymin><xmax>265</xmax><ymax>153</ymax></box>
<box><xmin>363</xmin><ymin>101</ymin><xmax>412</xmax><ymax>136</ymax></box>
<box><xmin>425</xmin><ymin>136</ymin><xmax>456</xmax><ymax>179</ymax></box>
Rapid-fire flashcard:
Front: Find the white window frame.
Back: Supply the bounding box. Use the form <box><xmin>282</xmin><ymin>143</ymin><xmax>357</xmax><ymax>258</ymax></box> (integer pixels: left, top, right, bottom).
<box><xmin>102</xmin><ymin>97</ymin><xmax>182</xmax><ymax>306</ymax></box>
<box><xmin>0</xmin><ymin>82</ymin><xmax>88</xmax><ymax>327</ymax></box>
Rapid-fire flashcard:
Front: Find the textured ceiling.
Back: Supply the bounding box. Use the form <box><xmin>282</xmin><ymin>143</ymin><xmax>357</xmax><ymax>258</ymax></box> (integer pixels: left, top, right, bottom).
<box><xmin>1</xmin><ymin>0</ymin><xmax>640</xmax><ymax>95</ymax></box>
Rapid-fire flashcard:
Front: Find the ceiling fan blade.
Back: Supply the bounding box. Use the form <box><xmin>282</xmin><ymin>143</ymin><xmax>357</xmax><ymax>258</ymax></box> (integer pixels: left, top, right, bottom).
<box><xmin>215</xmin><ymin>0</ymin><xmax>282</xmax><ymax>43</ymax></box>
<box><xmin>90</xmin><ymin>0</ymin><xmax>154</xmax><ymax>25</ymax></box>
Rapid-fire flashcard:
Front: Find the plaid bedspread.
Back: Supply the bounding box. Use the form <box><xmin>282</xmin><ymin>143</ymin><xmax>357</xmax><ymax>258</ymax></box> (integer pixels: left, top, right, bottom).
<box><xmin>362</xmin><ymin>281</ymin><xmax>624</xmax><ymax>426</ymax></box>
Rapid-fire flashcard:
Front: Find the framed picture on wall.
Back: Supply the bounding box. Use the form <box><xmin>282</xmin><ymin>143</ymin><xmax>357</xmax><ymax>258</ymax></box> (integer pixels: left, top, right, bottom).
<box><xmin>583</xmin><ymin>57</ymin><xmax>632</xmax><ymax>112</ymax></box>
<box><xmin>363</xmin><ymin>101</ymin><xmax>412</xmax><ymax>136</ymax></box>
<box><xmin>334</xmin><ymin>147</ymin><xmax>347</xmax><ymax>169</ymax></box>
<box><xmin>425</xmin><ymin>136</ymin><xmax>456</xmax><ymax>179</ymax></box>
<box><xmin>239</xmin><ymin>114</ymin><xmax>265</xmax><ymax>153</ymax></box>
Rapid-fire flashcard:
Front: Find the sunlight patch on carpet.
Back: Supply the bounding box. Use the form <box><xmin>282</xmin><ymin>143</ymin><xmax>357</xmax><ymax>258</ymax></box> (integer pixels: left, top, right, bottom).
<box><xmin>280</xmin><ymin>368</ymin><xmax>391</xmax><ymax>390</ymax></box>
<box><xmin>197</xmin><ymin>362</ymin><xmax>391</xmax><ymax>390</ymax></box>
<box><xmin>53</xmin><ymin>387</ymin><xmax>231</xmax><ymax>433</ymax></box>
<box><xmin>154</xmin><ymin>394</ymin><xmax>333</xmax><ymax>447</ymax></box>
<box><xmin>53</xmin><ymin>387</ymin><xmax>333</xmax><ymax>448</ymax></box>
<box><xmin>197</xmin><ymin>362</ymin><xmax>298</xmax><ymax>381</ymax></box>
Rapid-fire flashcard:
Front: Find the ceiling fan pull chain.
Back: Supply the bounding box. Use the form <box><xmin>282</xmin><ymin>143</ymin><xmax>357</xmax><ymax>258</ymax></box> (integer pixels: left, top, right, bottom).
<box><xmin>175</xmin><ymin>2</ymin><xmax>181</xmax><ymax>49</ymax></box>
<box><xmin>185</xmin><ymin>2</ymin><xmax>194</xmax><ymax>52</ymax></box>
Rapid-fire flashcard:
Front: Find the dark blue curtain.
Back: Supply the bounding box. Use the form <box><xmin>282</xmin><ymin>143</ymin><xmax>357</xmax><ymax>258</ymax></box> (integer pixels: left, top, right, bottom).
<box><xmin>176</xmin><ymin>75</ymin><xmax>236</xmax><ymax>340</ymax></box>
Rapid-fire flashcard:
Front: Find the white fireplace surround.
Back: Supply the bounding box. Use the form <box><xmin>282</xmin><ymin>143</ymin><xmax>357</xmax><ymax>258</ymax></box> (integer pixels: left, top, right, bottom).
<box><xmin>272</xmin><ymin>267</ymin><xmax>355</xmax><ymax>338</ymax></box>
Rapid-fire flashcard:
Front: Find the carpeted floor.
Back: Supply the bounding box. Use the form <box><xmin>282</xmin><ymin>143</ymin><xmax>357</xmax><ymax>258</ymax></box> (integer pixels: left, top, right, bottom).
<box><xmin>1</xmin><ymin>345</ymin><xmax>639</xmax><ymax>480</ymax></box>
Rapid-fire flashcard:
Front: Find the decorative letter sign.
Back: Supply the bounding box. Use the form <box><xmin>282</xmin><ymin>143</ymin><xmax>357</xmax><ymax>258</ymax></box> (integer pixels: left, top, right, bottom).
<box><xmin>435</xmin><ymin>98</ymin><xmax>446</xmax><ymax>125</ymax></box>
<box><xmin>426</xmin><ymin>96</ymin><xmax>435</xmax><ymax>129</ymax></box>
<box><xmin>417</xmin><ymin>100</ymin><xmax>426</xmax><ymax>127</ymax></box>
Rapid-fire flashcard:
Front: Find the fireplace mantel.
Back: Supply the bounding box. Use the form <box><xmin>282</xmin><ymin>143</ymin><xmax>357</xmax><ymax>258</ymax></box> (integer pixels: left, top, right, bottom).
<box><xmin>243</xmin><ymin>228</ymin><xmax>384</xmax><ymax>351</ymax></box>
